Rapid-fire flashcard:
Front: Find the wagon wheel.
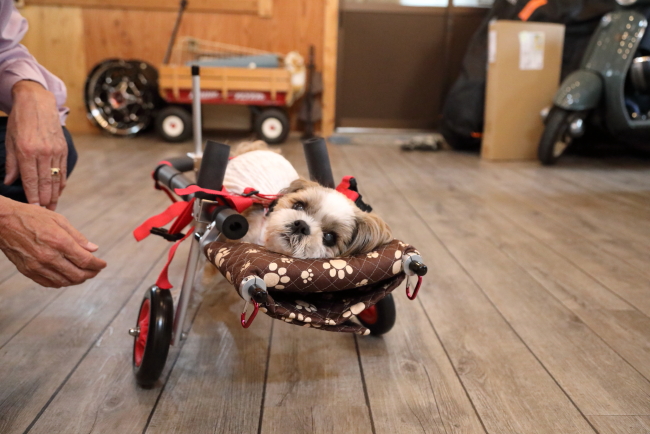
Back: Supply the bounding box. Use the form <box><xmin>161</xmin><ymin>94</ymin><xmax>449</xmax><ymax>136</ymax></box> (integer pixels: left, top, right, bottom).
<box><xmin>254</xmin><ymin>108</ymin><xmax>290</xmax><ymax>144</ymax></box>
<box><xmin>85</xmin><ymin>59</ymin><xmax>160</xmax><ymax>136</ymax></box>
<box><xmin>155</xmin><ymin>105</ymin><xmax>193</xmax><ymax>143</ymax></box>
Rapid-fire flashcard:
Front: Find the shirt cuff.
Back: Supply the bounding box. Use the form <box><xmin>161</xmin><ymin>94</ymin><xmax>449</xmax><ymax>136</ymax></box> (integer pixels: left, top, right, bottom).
<box><xmin>0</xmin><ymin>57</ymin><xmax>48</xmax><ymax>98</ymax></box>
<box><xmin>0</xmin><ymin>58</ymin><xmax>68</xmax><ymax>125</ymax></box>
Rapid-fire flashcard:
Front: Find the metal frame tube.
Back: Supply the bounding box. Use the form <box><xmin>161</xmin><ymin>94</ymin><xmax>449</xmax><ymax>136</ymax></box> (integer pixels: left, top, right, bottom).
<box><xmin>172</xmin><ymin>232</ymin><xmax>202</xmax><ymax>346</ymax></box>
<box><xmin>192</xmin><ymin>66</ymin><xmax>203</xmax><ymax>157</ymax></box>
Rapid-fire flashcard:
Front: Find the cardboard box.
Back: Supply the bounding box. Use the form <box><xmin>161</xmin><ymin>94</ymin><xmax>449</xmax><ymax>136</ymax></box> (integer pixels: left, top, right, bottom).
<box><xmin>482</xmin><ymin>21</ymin><xmax>565</xmax><ymax>161</ymax></box>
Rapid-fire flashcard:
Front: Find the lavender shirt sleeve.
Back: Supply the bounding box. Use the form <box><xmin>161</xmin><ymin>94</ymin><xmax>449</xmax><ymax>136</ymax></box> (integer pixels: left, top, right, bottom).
<box><xmin>0</xmin><ymin>2</ymin><xmax>68</xmax><ymax>125</ymax></box>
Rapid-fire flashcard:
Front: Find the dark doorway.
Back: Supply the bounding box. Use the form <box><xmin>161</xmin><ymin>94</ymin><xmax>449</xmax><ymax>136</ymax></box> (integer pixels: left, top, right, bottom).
<box><xmin>336</xmin><ymin>1</ymin><xmax>489</xmax><ymax>130</ymax></box>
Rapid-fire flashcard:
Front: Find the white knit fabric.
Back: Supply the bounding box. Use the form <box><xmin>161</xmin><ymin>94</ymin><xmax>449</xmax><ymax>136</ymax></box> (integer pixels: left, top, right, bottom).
<box><xmin>223</xmin><ymin>150</ymin><xmax>299</xmax><ymax>195</ymax></box>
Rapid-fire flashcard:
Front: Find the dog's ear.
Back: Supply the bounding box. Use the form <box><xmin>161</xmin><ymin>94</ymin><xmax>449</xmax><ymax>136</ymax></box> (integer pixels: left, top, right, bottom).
<box><xmin>343</xmin><ymin>211</ymin><xmax>393</xmax><ymax>256</ymax></box>
<box><xmin>281</xmin><ymin>178</ymin><xmax>321</xmax><ymax>195</ymax></box>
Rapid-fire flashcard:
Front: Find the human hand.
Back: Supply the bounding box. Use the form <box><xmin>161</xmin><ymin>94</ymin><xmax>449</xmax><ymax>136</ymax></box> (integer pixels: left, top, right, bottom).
<box><xmin>4</xmin><ymin>80</ymin><xmax>68</xmax><ymax>211</ymax></box>
<box><xmin>0</xmin><ymin>197</ymin><xmax>107</xmax><ymax>288</ymax></box>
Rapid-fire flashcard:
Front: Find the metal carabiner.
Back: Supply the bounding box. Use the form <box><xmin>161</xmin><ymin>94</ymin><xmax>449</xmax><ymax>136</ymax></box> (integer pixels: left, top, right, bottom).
<box><xmin>241</xmin><ymin>299</ymin><xmax>260</xmax><ymax>328</ymax></box>
<box><xmin>406</xmin><ymin>275</ymin><xmax>423</xmax><ymax>300</ymax></box>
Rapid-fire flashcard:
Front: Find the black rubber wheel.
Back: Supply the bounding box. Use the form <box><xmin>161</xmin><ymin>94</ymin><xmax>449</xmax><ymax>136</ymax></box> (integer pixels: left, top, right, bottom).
<box><xmin>132</xmin><ymin>285</ymin><xmax>173</xmax><ymax>388</ymax></box>
<box><xmin>84</xmin><ymin>58</ymin><xmax>159</xmax><ymax>136</ymax></box>
<box><xmin>155</xmin><ymin>106</ymin><xmax>193</xmax><ymax>143</ymax></box>
<box><xmin>254</xmin><ymin>108</ymin><xmax>290</xmax><ymax>144</ymax></box>
<box><xmin>356</xmin><ymin>294</ymin><xmax>397</xmax><ymax>336</ymax></box>
<box><xmin>538</xmin><ymin>108</ymin><xmax>572</xmax><ymax>166</ymax></box>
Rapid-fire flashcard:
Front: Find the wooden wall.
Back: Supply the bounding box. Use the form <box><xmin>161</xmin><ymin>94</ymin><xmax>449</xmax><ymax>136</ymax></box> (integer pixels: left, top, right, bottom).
<box><xmin>20</xmin><ymin>0</ymin><xmax>331</xmax><ymax>134</ymax></box>
<box><xmin>21</xmin><ymin>6</ymin><xmax>92</xmax><ymax>133</ymax></box>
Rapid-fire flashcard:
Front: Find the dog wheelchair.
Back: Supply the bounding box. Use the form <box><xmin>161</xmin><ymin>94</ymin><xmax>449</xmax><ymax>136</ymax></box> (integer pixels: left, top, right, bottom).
<box><xmin>128</xmin><ymin>69</ymin><xmax>427</xmax><ymax>389</ymax></box>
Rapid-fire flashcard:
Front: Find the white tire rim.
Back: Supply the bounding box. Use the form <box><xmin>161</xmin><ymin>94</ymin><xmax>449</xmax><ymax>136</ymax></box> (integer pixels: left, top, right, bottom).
<box><xmin>261</xmin><ymin>117</ymin><xmax>283</xmax><ymax>140</ymax></box>
<box><xmin>162</xmin><ymin>115</ymin><xmax>184</xmax><ymax>137</ymax></box>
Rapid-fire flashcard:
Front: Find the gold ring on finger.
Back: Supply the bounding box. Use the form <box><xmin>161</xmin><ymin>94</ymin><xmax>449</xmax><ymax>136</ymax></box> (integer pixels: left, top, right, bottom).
<box><xmin>51</xmin><ymin>168</ymin><xmax>61</xmax><ymax>176</ymax></box>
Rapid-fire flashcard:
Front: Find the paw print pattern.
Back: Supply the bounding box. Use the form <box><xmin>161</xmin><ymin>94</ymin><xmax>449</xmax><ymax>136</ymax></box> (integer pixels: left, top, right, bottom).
<box><xmin>264</xmin><ymin>263</ymin><xmax>291</xmax><ymax>289</ymax></box>
<box><xmin>296</xmin><ymin>313</ymin><xmax>312</xmax><ymax>323</ymax></box>
<box><xmin>240</xmin><ymin>261</ymin><xmax>251</xmax><ymax>273</ymax></box>
<box><xmin>342</xmin><ymin>302</ymin><xmax>367</xmax><ymax>319</ymax></box>
<box><xmin>366</xmin><ymin>252</ymin><xmax>379</xmax><ymax>259</ymax></box>
<box><xmin>355</xmin><ymin>279</ymin><xmax>368</xmax><ymax>287</ymax></box>
<box><xmin>301</xmin><ymin>269</ymin><xmax>314</xmax><ymax>283</ymax></box>
<box><xmin>215</xmin><ymin>247</ymin><xmax>231</xmax><ymax>267</ymax></box>
<box><xmin>295</xmin><ymin>300</ymin><xmax>317</xmax><ymax>312</ymax></box>
<box><xmin>323</xmin><ymin>259</ymin><xmax>353</xmax><ymax>279</ymax></box>
<box><xmin>245</xmin><ymin>248</ymin><xmax>260</xmax><ymax>254</ymax></box>
<box><xmin>392</xmin><ymin>250</ymin><xmax>403</xmax><ymax>274</ymax></box>
<box><xmin>280</xmin><ymin>257</ymin><xmax>294</xmax><ymax>263</ymax></box>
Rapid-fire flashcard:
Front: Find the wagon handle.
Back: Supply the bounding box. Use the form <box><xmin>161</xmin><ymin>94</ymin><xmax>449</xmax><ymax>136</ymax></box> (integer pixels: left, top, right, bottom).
<box><xmin>163</xmin><ymin>0</ymin><xmax>188</xmax><ymax>65</ymax></box>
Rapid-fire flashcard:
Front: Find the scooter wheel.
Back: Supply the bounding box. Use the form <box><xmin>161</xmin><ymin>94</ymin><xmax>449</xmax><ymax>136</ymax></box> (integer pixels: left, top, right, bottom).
<box><xmin>357</xmin><ymin>294</ymin><xmax>396</xmax><ymax>336</ymax></box>
<box><xmin>132</xmin><ymin>285</ymin><xmax>173</xmax><ymax>388</ymax></box>
<box><xmin>538</xmin><ymin>108</ymin><xmax>572</xmax><ymax>166</ymax></box>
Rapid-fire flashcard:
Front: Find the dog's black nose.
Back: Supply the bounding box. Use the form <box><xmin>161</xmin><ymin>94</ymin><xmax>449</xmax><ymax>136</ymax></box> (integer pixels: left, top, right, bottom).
<box><xmin>291</xmin><ymin>220</ymin><xmax>311</xmax><ymax>236</ymax></box>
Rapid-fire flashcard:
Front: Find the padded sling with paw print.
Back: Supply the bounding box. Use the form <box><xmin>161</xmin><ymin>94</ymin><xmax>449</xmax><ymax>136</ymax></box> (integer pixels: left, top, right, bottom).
<box><xmin>206</xmin><ymin>239</ymin><xmax>422</xmax><ymax>335</ymax></box>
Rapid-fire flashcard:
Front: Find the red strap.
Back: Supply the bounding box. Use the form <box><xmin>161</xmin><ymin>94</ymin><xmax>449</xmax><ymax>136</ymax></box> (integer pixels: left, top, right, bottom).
<box><xmin>168</xmin><ymin>198</ymin><xmax>195</xmax><ymax>235</ymax></box>
<box><xmin>158</xmin><ymin>185</ymin><xmax>178</xmax><ymax>203</ymax></box>
<box><xmin>133</xmin><ymin>201</ymin><xmax>190</xmax><ymax>242</ymax></box>
<box><xmin>336</xmin><ymin>176</ymin><xmax>359</xmax><ymax>202</ymax></box>
<box><xmin>174</xmin><ymin>185</ymin><xmax>255</xmax><ymax>213</ymax></box>
<box><xmin>155</xmin><ymin>228</ymin><xmax>194</xmax><ymax>290</ymax></box>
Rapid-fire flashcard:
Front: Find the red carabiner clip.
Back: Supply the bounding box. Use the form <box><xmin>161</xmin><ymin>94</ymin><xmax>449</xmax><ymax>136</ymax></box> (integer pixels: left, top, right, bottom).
<box><xmin>406</xmin><ymin>276</ymin><xmax>423</xmax><ymax>300</ymax></box>
<box><xmin>241</xmin><ymin>300</ymin><xmax>260</xmax><ymax>328</ymax></box>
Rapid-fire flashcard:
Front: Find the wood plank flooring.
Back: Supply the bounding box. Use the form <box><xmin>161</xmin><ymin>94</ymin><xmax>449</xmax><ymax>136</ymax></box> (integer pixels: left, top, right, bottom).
<box><xmin>1</xmin><ymin>134</ymin><xmax>649</xmax><ymax>433</ymax></box>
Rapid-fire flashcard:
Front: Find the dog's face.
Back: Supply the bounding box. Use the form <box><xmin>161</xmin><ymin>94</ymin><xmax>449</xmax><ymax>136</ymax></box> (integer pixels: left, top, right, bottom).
<box><xmin>264</xmin><ymin>179</ymin><xmax>393</xmax><ymax>259</ymax></box>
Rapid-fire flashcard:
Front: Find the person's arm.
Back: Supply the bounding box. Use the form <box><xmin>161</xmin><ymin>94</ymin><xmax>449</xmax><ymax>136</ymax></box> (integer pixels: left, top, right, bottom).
<box><xmin>0</xmin><ymin>4</ymin><xmax>70</xmax><ymax>210</ymax></box>
<box><xmin>0</xmin><ymin>196</ymin><xmax>106</xmax><ymax>288</ymax></box>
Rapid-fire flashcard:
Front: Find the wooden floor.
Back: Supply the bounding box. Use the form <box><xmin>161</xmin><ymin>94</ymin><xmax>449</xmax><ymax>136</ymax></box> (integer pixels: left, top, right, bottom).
<box><xmin>1</xmin><ymin>133</ymin><xmax>650</xmax><ymax>434</ymax></box>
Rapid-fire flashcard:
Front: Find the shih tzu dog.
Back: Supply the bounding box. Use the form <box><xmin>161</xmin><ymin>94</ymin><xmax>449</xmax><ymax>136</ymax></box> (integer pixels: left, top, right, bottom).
<box><xmin>222</xmin><ymin>142</ymin><xmax>393</xmax><ymax>259</ymax></box>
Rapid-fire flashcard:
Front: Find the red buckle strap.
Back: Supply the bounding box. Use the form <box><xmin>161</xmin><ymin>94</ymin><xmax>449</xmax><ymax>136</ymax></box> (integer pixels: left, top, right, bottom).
<box><xmin>133</xmin><ymin>201</ymin><xmax>191</xmax><ymax>242</ymax></box>
<box><xmin>155</xmin><ymin>228</ymin><xmax>194</xmax><ymax>290</ymax></box>
<box><xmin>336</xmin><ymin>176</ymin><xmax>360</xmax><ymax>202</ymax></box>
<box><xmin>174</xmin><ymin>185</ymin><xmax>280</xmax><ymax>213</ymax></box>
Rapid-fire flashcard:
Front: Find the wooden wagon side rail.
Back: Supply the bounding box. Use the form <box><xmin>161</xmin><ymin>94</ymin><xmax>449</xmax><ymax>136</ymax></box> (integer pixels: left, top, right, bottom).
<box><xmin>159</xmin><ymin>66</ymin><xmax>294</xmax><ymax>104</ymax></box>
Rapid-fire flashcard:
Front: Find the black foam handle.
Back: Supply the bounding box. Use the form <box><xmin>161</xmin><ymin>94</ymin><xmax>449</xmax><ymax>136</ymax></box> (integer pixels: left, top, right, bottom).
<box><xmin>196</xmin><ymin>140</ymin><xmax>230</xmax><ymax>198</ymax></box>
<box><xmin>165</xmin><ymin>156</ymin><xmax>194</xmax><ymax>173</ymax></box>
<box><xmin>303</xmin><ymin>137</ymin><xmax>335</xmax><ymax>188</ymax></box>
<box><xmin>154</xmin><ymin>165</ymin><xmax>193</xmax><ymax>189</ymax></box>
<box><xmin>213</xmin><ymin>207</ymin><xmax>249</xmax><ymax>240</ymax></box>
<box><xmin>153</xmin><ymin>164</ymin><xmax>195</xmax><ymax>201</ymax></box>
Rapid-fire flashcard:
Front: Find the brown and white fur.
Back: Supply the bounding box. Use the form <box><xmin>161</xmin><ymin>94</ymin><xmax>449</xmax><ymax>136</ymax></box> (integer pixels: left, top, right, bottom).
<box><xmin>227</xmin><ymin>142</ymin><xmax>393</xmax><ymax>259</ymax></box>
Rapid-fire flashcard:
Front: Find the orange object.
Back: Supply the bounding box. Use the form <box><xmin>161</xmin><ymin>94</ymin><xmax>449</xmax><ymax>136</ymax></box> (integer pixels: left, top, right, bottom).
<box><xmin>519</xmin><ymin>0</ymin><xmax>548</xmax><ymax>22</ymax></box>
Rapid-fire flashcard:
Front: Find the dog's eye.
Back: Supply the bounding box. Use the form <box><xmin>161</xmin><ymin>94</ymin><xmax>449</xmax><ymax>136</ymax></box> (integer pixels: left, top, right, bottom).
<box><xmin>323</xmin><ymin>232</ymin><xmax>337</xmax><ymax>247</ymax></box>
<box><xmin>292</xmin><ymin>201</ymin><xmax>305</xmax><ymax>211</ymax></box>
